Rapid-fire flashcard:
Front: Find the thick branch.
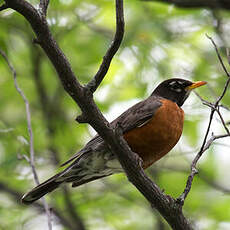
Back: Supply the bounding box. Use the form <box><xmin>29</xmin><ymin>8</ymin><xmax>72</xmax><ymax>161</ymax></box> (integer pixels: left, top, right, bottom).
<box><xmin>112</xmin><ymin>131</ymin><xmax>193</xmax><ymax>229</ymax></box>
<box><xmin>4</xmin><ymin>0</ymin><xmax>111</xmax><ymax>131</ymax></box>
<box><xmin>141</xmin><ymin>0</ymin><xmax>230</xmax><ymax>10</ymax></box>
<box><xmin>4</xmin><ymin>0</ymin><xmax>85</xmax><ymax>105</ymax></box>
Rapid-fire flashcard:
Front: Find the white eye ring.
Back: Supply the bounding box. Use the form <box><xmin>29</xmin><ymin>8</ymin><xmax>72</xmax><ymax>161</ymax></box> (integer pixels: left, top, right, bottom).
<box><xmin>174</xmin><ymin>88</ymin><xmax>182</xmax><ymax>93</ymax></box>
<box><xmin>169</xmin><ymin>81</ymin><xmax>182</xmax><ymax>92</ymax></box>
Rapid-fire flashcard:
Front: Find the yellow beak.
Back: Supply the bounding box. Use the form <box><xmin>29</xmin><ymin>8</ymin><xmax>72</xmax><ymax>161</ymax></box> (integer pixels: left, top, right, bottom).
<box><xmin>186</xmin><ymin>81</ymin><xmax>207</xmax><ymax>90</ymax></box>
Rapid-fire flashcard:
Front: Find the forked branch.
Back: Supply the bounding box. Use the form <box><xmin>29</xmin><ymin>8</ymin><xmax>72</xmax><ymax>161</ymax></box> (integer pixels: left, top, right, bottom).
<box><xmin>86</xmin><ymin>0</ymin><xmax>125</xmax><ymax>93</ymax></box>
<box><xmin>39</xmin><ymin>0</ymin><xmax>49</xmax><ymax>16</ymax></box>
<box><xmin>177</xmin><ymin>36</ymin><xmax>230</xmax><ymax>204</ymax></box>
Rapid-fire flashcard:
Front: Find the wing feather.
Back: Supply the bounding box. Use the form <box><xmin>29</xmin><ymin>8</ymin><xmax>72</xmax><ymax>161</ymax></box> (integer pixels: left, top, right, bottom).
<box><xmin>60</xmin><ymin>95</ymin><xmax>162</xmax><ymax>166</ymax></box>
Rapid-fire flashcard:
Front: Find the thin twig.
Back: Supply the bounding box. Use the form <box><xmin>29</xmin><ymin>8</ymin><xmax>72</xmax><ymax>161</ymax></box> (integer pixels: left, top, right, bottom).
<box><xmin>195</xmin><ymin>92</ymin><xmax>230</xmax><ymax>134</ymax></box>
<box><xmin>177</xmin><ymin>37</ymin><xmax>230</xmax><ymax>204</ymax></box>
<box><xmin>226</xmin><ymin>48</ymin><xmax>230</xmax><ymax>65</ymax></box>
<box><xmin>219</xmin><ymin>104</ymin><xmax>230</xmax><ymax>111</ymax></box>
<box><xmin>86</xmin><ymin>0</ymin><xmax>124</xmax><ymax>93</ymax></box>
<box><xmin>216</xmin><ymin>109</ymin><xmax>230</xmax><ymax>135</ymax></box>
<box><xmin>39</xmin><ymin>0</ymin><xmax>49</xmax><ymax>16</ymax></box>
<box><xmin>153</xmin><ymin>165</ymin><xmax>230</xmax><ymax>194</ymax></box>
<box><xmin>0</xmin><ymin>50</ymin><xmax>52</xmax><ymax>230</ymax></box>
<box><xmin>206</xmin><ymin>34</ymin><xmax>230</xmax><ymax>78</ymax></box>
<box><xmin>216</xmin><ymin>74</ymin><xmax>230</xmax><ymax>104</ymax></box>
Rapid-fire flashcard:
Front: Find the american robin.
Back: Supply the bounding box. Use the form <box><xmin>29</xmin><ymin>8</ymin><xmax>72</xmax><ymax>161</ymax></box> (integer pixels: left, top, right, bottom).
<box><xmin>21</xmin><ymin>78</ymin><xmax>206</xmax><ymax>204</ymax></box>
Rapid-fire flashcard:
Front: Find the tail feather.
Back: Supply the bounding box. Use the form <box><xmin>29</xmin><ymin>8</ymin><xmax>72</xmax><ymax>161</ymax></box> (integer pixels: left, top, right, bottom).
<box><xmin>71</xmin><ymin>174</ymin><xmax>110</xmax><ymax>187</ymax></box>
<box><xmin>21</xmin><ymin>151</ymin><xmax>117</xmax><ymax>204</ymax></box>
<box><xmin>21</xmin><ymin>173</ymin><xmax>62</xmax><ymax>205</ymax></box>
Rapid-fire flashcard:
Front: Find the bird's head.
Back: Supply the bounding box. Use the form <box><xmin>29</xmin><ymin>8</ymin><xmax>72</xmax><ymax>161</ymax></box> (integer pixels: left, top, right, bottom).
<box><xmin>152</xmin><ymin>78</ymin><xmax>207</xmax><ymax>106</ymax></box>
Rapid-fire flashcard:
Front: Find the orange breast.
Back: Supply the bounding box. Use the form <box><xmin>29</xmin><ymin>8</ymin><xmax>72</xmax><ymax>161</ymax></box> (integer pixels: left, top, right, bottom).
<box><xmin>123</xmin><ymin>99</ymin><xmax>184</xmax><ymax>169</ymax></box>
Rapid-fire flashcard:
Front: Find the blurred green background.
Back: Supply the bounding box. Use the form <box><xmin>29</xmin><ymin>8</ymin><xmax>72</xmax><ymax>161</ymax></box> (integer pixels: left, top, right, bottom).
<box><xmin>0</xmin><ymin>0</ymin><xmax>230</xmax><ymax>229</ymax></box>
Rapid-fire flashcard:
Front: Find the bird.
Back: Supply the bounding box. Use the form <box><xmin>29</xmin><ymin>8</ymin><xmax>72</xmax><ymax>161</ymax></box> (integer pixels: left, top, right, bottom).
<box><xmin>21</xmin><ymin>78</ymin><xmax>206</xmax><ymax>204</ymax></box>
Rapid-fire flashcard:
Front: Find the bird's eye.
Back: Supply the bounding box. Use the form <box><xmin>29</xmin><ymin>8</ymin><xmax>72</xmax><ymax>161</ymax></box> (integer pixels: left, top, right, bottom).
<box><xmin>169</xmin><ymin>81</ymin><xmax>182</xmax><ymax>93</ymax></box>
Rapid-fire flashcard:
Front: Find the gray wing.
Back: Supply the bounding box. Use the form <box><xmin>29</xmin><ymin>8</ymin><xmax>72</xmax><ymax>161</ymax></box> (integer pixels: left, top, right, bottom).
<box><xmin>111</xmin><ymin>96</ymin><xmax>162</xmax><ymax>132</ymax></box>
<box><xmin>61</xmin><ymin>96</ymin><xmax>162</xmax><ymax>166</ymax></box>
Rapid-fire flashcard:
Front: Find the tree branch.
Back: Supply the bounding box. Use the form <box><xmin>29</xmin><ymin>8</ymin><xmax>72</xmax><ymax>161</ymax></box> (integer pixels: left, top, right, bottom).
<box><xmin>3</xmin><ymin>0</ymin><xmax>193</xmax><ymax>229</ymax></box>
<box><xmin>206</xmin><ymin>34</ymin><xmax>230</xmax><ymax>79</ymax></box>
<box><xmin>177</xmin><ymin>37</ymin><xmax>230</xmax><ymax>205</ymax></box>
<box><xmin>39</xmin><ymin>0</ymin><xmax>49</xmax><ymax>16</ymax></box>
<box><xmin>195</xmin><ymin>92</ymin><xmax>230</xmax><ymax>135</ymax></box>
<box><xmin>0</xmin><ymin>182</ymin><xmax>77</xmax><ymax>230</ymax></box>
<box><xmin>86</xmin><ymin>0</ymin><xmax>125</xmax><ymax>93</ymax></box>
<box><xmin>0</xmin><ymin>49</ymin><xmax>52</xmax><ymax>230</ymax></box>
<box><xmin>112</xmin><ymin>128</ymin><xmax>193</xmax><ymax>230</ymax></box>
<box><xmin>141</xmin><ymin>0</ymin><xmax>230</xmax><ymax>10</ymax></box>
<box><xmin>151</xmin><ymin>166</ymin><xmax>230</xmax><ymax>194</ymax></box>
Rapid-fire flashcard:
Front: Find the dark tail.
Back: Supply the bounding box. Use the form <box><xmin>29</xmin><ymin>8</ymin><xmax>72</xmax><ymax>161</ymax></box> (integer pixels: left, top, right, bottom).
<box><xmin>21</xmin><ymin>173</ymin><xmax>110</xmax><ymax>204</ymax></box>
<box><xmin>21</xmin><ymin>158</ymin><xmax>114</xmax><ymax>204</ymax></box>
<box><xmin>21</xmin><ymin>173</ymin><xmax>63</xmax><ymax>205</ymax></box>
